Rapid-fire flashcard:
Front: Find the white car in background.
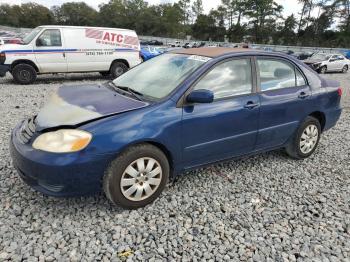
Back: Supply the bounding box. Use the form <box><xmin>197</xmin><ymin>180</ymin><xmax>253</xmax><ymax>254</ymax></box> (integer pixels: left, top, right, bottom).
<box><xmin>304</xmin><ymin>53</ymin><xmax>350</xmax><ymax>74</ymax></box>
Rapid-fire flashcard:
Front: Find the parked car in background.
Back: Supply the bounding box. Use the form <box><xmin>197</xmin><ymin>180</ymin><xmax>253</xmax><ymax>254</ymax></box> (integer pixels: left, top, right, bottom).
<box><xmin>169</xmin><ymin>41</ymin><xmax>182</xmax><ymax>47</ymax></box>
<box><xmin>292</xmin><ymin>51</ymin><xmax>314</xmax><ymax>60</ymax></box>
<box><xmin>140</xmin><ymin>40</ymin><xmax>163</xmax><ymax>46</ymax></box>
<box><xmin>10</xmin><ymin>48</ymin><xmax>342</xmax><ymax>208</ymax></box>
<box><xmin>0</xmin><ymin>37</ymin><xmax>23</xmax><ymax>45</ymax></box>
<box><xmin>0</xmin><ymin>26</ymin><xmax>141</xmax><ymax>84</ymax></box>
<box><xmin>304</xmin><ymin>53</ymin><xmax>350</xmax><ymax>74</ymax></box>
<box><xmin>342</xmin><ymin>50</ymin><xmax>350</xmax><ymax>59</ymax></box>
<box><xmin>279</xmin><ymin>50</ymin><xmax>294</xmax><ymax>56</ymax></box>
<box><xmin>140</xmin><ymin>45</ymin><xmax>164</xmax><ymax>61</ymax></box>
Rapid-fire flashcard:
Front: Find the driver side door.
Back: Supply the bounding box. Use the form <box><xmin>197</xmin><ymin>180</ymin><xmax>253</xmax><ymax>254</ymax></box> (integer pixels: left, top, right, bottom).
<box><xmin>34</xmin><ymin>29</ymin><xmax>67</xmax><ymax>73</ymax></box>
<box><xmin>181</xmin><ymin>58</ymin><xmax>260</xmax><ymax>168</ymax></box>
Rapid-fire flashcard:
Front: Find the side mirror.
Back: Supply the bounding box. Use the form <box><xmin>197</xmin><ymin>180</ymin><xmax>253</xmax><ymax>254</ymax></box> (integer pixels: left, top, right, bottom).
<box><xmin>329</xmin><ymin>59</ymin><xmax>335</xmax><ymax>62</ymax></box>
<box><xmin>36</xmin><ymin>38</ymin><xmax>44</xmax><ymax>46</ymax></box>
<box><xmin>186</xmin><ymin>89</ymin><xmax>214</xmax><ymax>104</ymax></box>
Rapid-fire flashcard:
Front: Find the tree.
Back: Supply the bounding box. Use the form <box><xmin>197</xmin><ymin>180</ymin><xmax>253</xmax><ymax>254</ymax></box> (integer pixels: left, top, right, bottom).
<box><xmin>53</xmin><ymin>2</ymin><xmax>98</xmax><ymax>26</ymax></box>
<box><xmin>245</xmin><ymin>0</ymin><xmax>283</xmax><ymax>43</ymax></box>
<box><xmin>0</xmin><ymin>4</ymin><xmax>22</xmax><ymax>27</ymax></box>
<box><xmin>192</xmin><ymin>0</ymin><xmax>203</xmax><ymax>20</ymax></box>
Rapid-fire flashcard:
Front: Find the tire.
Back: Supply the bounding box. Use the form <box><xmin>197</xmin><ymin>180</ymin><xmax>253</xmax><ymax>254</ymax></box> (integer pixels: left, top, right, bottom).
<box><xmin>342</xmin><ymin>65</ymin><xmax>348</xmax><ymax>73</ymax></box>
<box><xmin>110</xmin><ymin>62</ymin><xmax>128</xmax><ymax>79</ymax></box>
<box><xmin>285</xmin><ymin>116</ymin><xmax>321</xmax><ymax>159</ymax></box>
<box><xmin>319</xmin><ymin>66</ymin><xmax>327</xmax><ymax>74</ymax></box>
<box><xmin>103</xmin><ymin>144</ymin><xmax>169</xmax><ymax>209</ymax></box>
<box><xmin>12</xmin><ymin>64</ymin><xmax>37</xmax><ymax>85</ymax></box>
<box><xmin>99</xmin><ymin>71</ymin><xmax>110</xmax><ymax>77</ymax></box>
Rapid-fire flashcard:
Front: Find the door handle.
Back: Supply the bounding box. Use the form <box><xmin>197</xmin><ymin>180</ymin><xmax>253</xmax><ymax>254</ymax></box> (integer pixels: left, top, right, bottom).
<box><xmin>62</xmin><ymin>52</ymin><xmax>66</xmax><ymax>58</ymax></box>
<box><xmin>298</xmin><ymin>92</ymin><xmax>309</xmax><ymax>99</ymax></box>
<box><xmin>244</xmin><ymin>101</ymin><xmax>259</xmax><ymax>109</ymax></box>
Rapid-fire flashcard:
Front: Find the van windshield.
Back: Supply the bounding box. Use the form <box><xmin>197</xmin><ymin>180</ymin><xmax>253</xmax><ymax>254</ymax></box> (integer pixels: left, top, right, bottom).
<box><xmin>22</xmin><ymin>27</ymin><xmax>42</xmax><ymax>45</ymax></box>
<box><xmin>112</xmin><ymin>53</ymin><xmax>209</xmax><ymax>100</ymax></box>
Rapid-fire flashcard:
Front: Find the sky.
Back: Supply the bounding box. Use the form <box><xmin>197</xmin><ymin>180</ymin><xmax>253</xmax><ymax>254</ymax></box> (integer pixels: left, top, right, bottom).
<box><xmin>0</xmin><ymin>0</ymin><xmax>303</xmax><ymax>17</ymax></box>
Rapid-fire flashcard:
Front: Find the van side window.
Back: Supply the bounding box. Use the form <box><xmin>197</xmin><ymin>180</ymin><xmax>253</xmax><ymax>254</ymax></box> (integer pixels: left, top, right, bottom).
<box><xmin>37</xmin><ymin>30</ymin><xmax>62</xmax><ymax>47</ymax></box>
<box><xmin>257</xmin><ymin>59</ymin><xmax>301</xmax><ymax>91</ymax></box>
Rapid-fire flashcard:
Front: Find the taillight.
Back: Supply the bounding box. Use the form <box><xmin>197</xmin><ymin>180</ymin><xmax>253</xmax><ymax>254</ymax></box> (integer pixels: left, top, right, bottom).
<box><xmin>337</xmin><ymin>88</ymin><xmax>343</xmax><ymax>96</ymax></box>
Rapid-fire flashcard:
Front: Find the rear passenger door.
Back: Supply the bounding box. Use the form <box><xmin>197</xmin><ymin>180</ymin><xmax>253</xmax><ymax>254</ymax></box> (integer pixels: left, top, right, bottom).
<box><xmin>255</xmin><ymin>57</ymin><xmax>311</xmax><ymax>150</ymax></box>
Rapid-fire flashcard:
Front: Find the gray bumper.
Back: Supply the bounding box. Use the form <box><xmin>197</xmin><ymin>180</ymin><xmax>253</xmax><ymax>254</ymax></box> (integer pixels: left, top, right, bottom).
<box><xmin>0</xmin><ymin>64</ymin><xmax>9</xmax><ymax>77</ymax></box>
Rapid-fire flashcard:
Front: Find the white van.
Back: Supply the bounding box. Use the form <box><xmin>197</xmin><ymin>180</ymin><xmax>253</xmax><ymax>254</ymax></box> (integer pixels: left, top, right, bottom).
<box><xmin>0</xmin><ymin>26</ymin><xmax>141</xmax><ymax>84</ymax></box>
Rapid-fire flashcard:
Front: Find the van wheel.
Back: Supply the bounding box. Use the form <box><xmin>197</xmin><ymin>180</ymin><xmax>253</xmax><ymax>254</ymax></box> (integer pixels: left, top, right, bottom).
<box><xmin>285</xmin><ymin>116</ymin><xmax>321</xmax><ymax>159</ymax></box>
<box><xmin>110</xmin><ymin>62</ymin><xmax>128</xmax><ymax>79</ymax></box>
<box><xmin>103</xmin><ymin>144</ymin><xmax>169</xmax><ymax>209</ymax></box>
<box><xmin>12</xmin><ymin>64</ymin><xmax>37</xmax><ymax>85</ymax></box>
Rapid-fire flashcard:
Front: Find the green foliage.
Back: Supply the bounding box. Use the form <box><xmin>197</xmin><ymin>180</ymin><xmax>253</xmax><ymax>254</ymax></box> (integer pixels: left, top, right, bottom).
<box><xmin>0</xmin><ymin>0</ymin><xmax>349</xmax><ymax>47</ymax></box>
<box><xmin>52</xmin><ymin>2</ymin><xmax>98</xmax><ymax>26</ymax></box>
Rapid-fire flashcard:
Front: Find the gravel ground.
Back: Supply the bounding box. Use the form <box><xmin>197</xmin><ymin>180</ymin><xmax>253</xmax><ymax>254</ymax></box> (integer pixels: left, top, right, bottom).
<box><xmin>0</xmin><ymin>72</ymin><xmax>349</xmax><ymax>261</ymax></box>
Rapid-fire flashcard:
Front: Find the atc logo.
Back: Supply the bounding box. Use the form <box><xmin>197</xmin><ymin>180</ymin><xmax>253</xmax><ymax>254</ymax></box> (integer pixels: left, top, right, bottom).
<box><xmin>85</xmin><ymin>29</ymin><xmax>139</xmax><ymax>47</ymax></box>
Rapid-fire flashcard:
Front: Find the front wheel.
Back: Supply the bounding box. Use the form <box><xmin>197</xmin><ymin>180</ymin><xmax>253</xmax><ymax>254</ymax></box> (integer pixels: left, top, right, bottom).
<box><xmin>342</xmin><ymin>65</ymin><xmax>348</xmax><ymax>73</ymax></box>
<box><xmin>12</xmin><ymin>64</ymin><xmax>37</xmax><ymax>85</ymax></box>
<box><xmin>319</xmin><ymin>66</ymin><xmax>327</xmax><ymax>74</ymax></box>
<box><xmin>285</xmin><ymin>116</ymin><xmax>321</xmax><ymax>159</ymax></box>
<box><xmin>103</xmin><ymin>144</ymin><xmax>169</xmax><ymax>209</ymax></box>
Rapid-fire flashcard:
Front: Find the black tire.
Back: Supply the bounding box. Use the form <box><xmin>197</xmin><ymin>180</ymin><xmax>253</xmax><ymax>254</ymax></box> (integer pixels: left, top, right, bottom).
<box><xmin>285</xmin><ymin>116</ymin><xmax>321</xmax><ymax>159</ymax></box>
<box><xmin>99</xmin><ymin>71</ymin><xmax>110</xmax><ymax>77</ymax></box>
<box><xmin>110</xmin><ymin>62</ymin><xmax>128</xmax><ymax>79</ymax></box>
<box><xmin>342</xmin><ymin>65</ymin><xmax>348</xmax><ymax>73</ymax></box>
<box><xmin>12</xmin><ymin>64</ymin><xmax>37</xmax><ymax>85</ymax></box>
<box><xmin>319</xmin><ymin>66</ymin><xmax>327</xmax><ymax>74</ymax></box>
<box><xmin>103</xmin><ymin>144</ymin><xmax>169</xmax><ymax>209</ymax></box>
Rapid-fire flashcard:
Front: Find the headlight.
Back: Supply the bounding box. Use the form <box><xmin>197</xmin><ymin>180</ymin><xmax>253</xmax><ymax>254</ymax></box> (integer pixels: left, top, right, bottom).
<box><xmin>32</xmin><ymin>129</ymin><xmax>92</xmax><ymax>153</ymax></box>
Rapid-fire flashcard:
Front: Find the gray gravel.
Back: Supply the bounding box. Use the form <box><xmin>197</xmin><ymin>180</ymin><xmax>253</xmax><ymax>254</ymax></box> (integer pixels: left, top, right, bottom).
<box><xmin>0</xmin><ymin>72</ymin><xmax>349</xmax><ymax>261</ymax></box>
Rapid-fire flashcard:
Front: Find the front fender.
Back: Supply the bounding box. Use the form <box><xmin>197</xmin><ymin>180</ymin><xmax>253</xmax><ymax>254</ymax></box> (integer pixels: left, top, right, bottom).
<box><xmin>80</xmin><ymin>100</ymin><xmax>183</xmax><ymax>169</ymax></box>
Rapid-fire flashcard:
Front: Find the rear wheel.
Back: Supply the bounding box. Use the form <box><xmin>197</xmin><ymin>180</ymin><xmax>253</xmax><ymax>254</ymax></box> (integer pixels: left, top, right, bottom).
<box><xmin>285</xmin><ymin>116</ymin><xmax>321</xmax><ymax>159</ymax></box>
<box><xmin>342</xmin><ymin>65</ymin><xmax>348</xmax><ymax>73</ymax></box>
<box><xmin>12</xmin><ymin>64</ymin><xmax>37</xmax><ymax>85</ymax></box>
<box><xmin>110</xmin><ymin>62</ymin><xmax>128</xmax><ymax>79</ymax></box>
<box><xmin>103</xmin><ymin>144</ymin><xmax>169</xmax><ymax>209</ymax></box>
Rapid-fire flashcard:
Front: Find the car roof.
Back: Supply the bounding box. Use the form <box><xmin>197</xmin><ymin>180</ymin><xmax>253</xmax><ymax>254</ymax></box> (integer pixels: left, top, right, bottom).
<box><xmin>171</xmin><ymin>47</ymin><xmax>253</xmax><ymax>58</ymax></box>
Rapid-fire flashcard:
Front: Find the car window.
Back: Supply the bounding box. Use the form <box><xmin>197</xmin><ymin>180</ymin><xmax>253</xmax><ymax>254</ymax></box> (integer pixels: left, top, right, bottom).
<box><xmin>296</xmin><ymin>69</ymin><xmax>306</xmax><ymax>86</ymax></box>
<box><xmin>193</xmin><ymin>59</ymin><xmax>252</xmax><ymax>99</ymax></box>
<box><xmin>257</xmin><ymin>59</ymin><xmax>298</xmax><ymax>91</ymax></box>
<box><xmin>37</xmin><ymin>29</ymin><xmax>62</xmax><ymax>47</ymax></box>
<box><xmin>337</xmin><ymin>55</ymin><xmax>344</xmax><ymax>60</ymax></box>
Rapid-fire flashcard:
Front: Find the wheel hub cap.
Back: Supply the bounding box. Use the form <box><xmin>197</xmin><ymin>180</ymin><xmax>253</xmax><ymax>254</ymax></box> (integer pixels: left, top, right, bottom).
<box><xmin>300</xmin><ymin>124</ymin><xmax>319</xmax><ymax>154</ymax></box>
<box><xmin>120</xmin><ymin>157</ymin><xmax>162</xmax><ymax>201</ymax></box>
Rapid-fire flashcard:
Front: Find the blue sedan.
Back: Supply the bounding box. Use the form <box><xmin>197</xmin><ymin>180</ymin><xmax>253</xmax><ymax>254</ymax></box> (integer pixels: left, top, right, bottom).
<box><xmin>10</xmin><ymin>48</ymin><xmax>342</xmax><ymax>208</ymax></box>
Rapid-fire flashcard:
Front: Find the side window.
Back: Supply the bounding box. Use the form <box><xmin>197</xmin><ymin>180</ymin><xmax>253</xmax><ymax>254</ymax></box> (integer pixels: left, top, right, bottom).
<box><xmin>193</xmin><ymin>59</ymin><xmax>252</xmax><ymax>100</ymax></box>
<box><xmin>36</xmin><ymin>29</ymin><xmax>62</xmax><ymax>47</ymax></box>
<box><xmin>258</xmin><ymin>59</ymin><xmax>298</xmax><ymax>91</ymax></box>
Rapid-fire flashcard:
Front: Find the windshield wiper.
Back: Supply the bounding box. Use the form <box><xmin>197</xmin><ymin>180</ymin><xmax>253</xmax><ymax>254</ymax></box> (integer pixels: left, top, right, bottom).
<box><xmin>107</xmin><ymin>81</ymin><xmax>144</xmax><ymax>101</ymax></box>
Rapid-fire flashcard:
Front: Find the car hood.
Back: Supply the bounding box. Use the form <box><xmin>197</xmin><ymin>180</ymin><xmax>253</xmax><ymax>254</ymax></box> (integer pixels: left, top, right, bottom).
<box><xmin>304</xmin><ymin>58</ymin><xmax>323</xmax><ymax>64</ymax></box>
<box><xmin>0</xmin><ymin>43</ymin><xmax>30</xmax><ymax>52</ymax></box>
<box><xmin>36</xmin><ymin>83</ymin><xmax>149</xmax><ymax>130</ymax></box>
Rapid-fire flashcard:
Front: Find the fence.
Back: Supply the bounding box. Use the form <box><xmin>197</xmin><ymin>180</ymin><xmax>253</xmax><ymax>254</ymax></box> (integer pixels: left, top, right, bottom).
<box><xmin>140</xmin><ymin>35</ymin><xmax>350</xmax><ymax>54</ymax></box>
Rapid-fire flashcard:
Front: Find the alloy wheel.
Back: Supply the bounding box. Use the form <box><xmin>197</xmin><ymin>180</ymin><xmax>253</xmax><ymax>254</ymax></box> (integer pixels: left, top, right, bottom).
<box><xmin>120</xmin><ymin>157</ymin><xmax>162</xmax><ymax>201</ymax></box>
<box><xmin>299</xmin><ymin>124</ymin><xmax>319</xmax><ymax>154</ymax></box>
